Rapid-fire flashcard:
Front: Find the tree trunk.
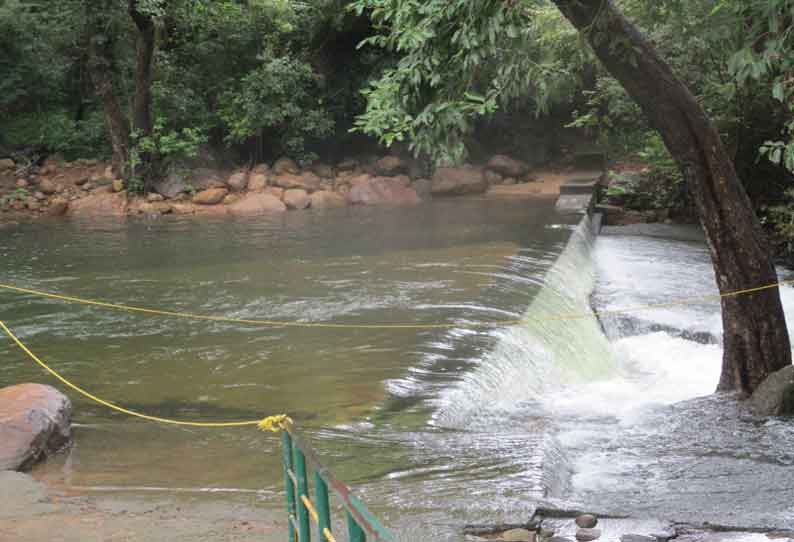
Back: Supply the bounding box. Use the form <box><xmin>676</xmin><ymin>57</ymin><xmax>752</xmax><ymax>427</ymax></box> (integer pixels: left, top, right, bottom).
<box><xmin>128</xmin><ymin>0</ymin><xmax>157</xmax><ymax>188</ymax></box>
<box><xmin>86</xmin><ymin>32</ymin><xmax>130</xmax><ymax>178</ymax></box>
<box><xmin>552</xmin><ymin>0</ymin><xmax>791</xmax><ymax>394</ymax></box>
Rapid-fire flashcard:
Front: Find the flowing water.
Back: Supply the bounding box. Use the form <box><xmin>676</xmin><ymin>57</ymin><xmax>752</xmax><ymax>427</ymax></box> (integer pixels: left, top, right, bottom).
<box><xmin>2</xmin><ymin>201</ymin><xmax>794</xmax><ymax>541</ymax></box>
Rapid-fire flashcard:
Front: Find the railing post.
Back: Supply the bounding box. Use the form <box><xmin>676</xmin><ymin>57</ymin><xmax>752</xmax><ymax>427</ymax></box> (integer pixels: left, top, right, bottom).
<box><xmin>294</xmin><ymin>446</ymin><xmax>312</xmax><ymax>542</ymax></box>
<box><xmin>282</xmin><ymin>431</ymin><xmax>298</xmax><ymax>542</ymax></box>
<box><xmin>346</xmin><ymin>511</ymin><xmax>366</xmax><ymax>542</ymax></box>
<box><xmin>314</xmin><ymin>472</ymin><xmax>331</xmax><ymax>541</ymax></box>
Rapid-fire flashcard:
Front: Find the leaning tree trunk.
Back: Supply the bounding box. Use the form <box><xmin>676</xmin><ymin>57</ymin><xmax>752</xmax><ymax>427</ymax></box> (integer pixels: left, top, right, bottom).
<box><xmin>87</xmin><ymin>32</ymin><xmax>130</xmax><ymax>178</ymax></box>
<box><xmin>552</xmin><ymin>0</ymin><xmax>791</xmax><ymax>394</ymax></box>
<box><xmin>128</xmin><ymin>0</ymin><xmax>157</xmax><ymax>189</ymax></box>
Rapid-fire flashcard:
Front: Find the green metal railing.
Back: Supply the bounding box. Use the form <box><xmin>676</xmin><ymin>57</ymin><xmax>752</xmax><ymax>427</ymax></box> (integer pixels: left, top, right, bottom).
<box><xmin>281</xmin><ymin>424</ymin><xmax>396</xmax><ymax>542</ymax></box>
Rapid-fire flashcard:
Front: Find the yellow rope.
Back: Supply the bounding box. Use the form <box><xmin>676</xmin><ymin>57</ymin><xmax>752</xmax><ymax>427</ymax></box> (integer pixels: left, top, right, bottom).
<box><xmin>1</xmin><ymin>280</ymin><xmax>792</xmax><ymax>330</ymax></box>
<box><xmin>0</xmin><ymin>320</ymin><xmax>290</xmax><ymax>431</ymax></box>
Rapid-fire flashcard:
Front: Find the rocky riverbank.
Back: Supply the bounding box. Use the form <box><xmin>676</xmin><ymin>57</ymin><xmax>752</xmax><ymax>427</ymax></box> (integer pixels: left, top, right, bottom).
<box><xmin>0</xmin><ymin>153</ymin><xmax>561</xmax><ymax>222</ymax></box>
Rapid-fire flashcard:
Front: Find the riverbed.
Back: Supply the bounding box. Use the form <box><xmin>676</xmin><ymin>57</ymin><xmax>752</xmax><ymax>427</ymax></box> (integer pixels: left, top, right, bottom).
<box><xmin>1</xmin><ymin>201</ymin><xmax>793</xmax><ymax>541</ymax></box>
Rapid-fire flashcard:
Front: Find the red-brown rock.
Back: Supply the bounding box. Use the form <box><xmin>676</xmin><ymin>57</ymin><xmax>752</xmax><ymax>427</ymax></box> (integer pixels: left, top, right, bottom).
<box><xmin>0</xmin><ymin>384</ymin><xmax>71</xmax><ymax>471</ymax></box>
<box><xmin>271</xmin><ymin>172</ymin><xmax>322</xmax><ymax>192</ymax></box>
<box><xmin>310</xmin><ymin>191</ymin><xmax>347</xmax><ymax>209</ymax></box>
<box><xmin>348</xmin><ymin>176</ymin><xmax>420</xmax><ymax>206</ymax></box>
<box><xmin>192</xmin><ymin>187</ymin><xmax>228</xmax><ymax>205</ymax></box>
<box><xmin>226</xmin><ymin>193</ymin><xmax>287</xmax><ymax>216</ymax></box>
<box><xmin>283</xmin><ymin>189</ymin><xmax>310</xmax><ymax>210</ymax></box>
<box><xmin>431</xmin><ymin>166</ymin><xmax>488</xmax><ymax>196</ymax></box>
<box><xmin>67</xmin><ymin>192</ymin><xmax>127</xmax><ymax>217</ymax></box>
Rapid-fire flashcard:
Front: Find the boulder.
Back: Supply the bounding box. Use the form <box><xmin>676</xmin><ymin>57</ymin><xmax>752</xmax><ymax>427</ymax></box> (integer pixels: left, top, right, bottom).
<box><xmin>226</xmin><ymin>171</ymin><xmax>249</xmax><ymax>192</ymax></box>
<box><xmin>248</xmin><ymin>172</ymin><xmax>269</xmax><ymax>192</ymax></box>
<box><xmin>484</xmin><ymin>169</ymin><xmax>503</xmax><ymax>185</ymax></box>
<box><xmin>67</xmin><ymin>192</ymin><xmax>127</xmax><ymax>217</ymax></box>
<box><xmin>192</xmin><ymin>187</ymin><xmax>228</xmax><ymax>205</ymax></box>
<box><xmin>431</xmin><ymin>166</ymin><xmax>488</xmax><ymax>196</ymax></box>
<box><xmin>336</xmin><ymin>158</ymin><xmax>358</xmax><ymax>171</ymax></box>
<box><xmin>576</xmin><ymin>515</ymin><xmax>598</xmax><ymax>529</ymax></box>
<box><xmin>265</xmin><ymin>186</ymin><xmax>285</xmax><ymax>200</ymax></box>
<box><xmin>0</xmin><ymin>158</ymin><xmax>15</xmax><ymax>171</ymax></box>
<box><xmin>575</xmin><ymin>529</ymin><xmax>601</xmax><ymax>542</ymax></box>
<box><xmin>146</xmin><ymin>193</ymin><xmax>165</xmax><ymax>202</ymax></box>
<box><xmin>283</xmin><ymin>189</ymin><xmax>310</xmax><ymax>210</ymax></box>
<box><xmin>273</xmin><ymin>157</ymin><xmax>300</xmax><ymax>175</ymax></box>
<box><xmin>223</xmin><ymin>194</ymin><xmax>240</xmax><ymax>205</ymax></box>
<box><xmin>153</xmin><ymin>173</ymin><xmax>187</xmax><ymax>199</ymax></box>
<box><xmin>392</xmin><ymin>174</ymin><xmax>411</xmax><ymax>187</ymax></box>
<box><xmin>252</xmin><ymin>163</ymin><xmax>270</xmax><ymax>175</ymax></box>
<box><xmin>374</xmin><ymin>156</ymin><xmax>407</xmax><ymax>176</ymax></box>
<box><xmin>310</xmin><ymin>163</ymin><xmax>335</xmax><ymax>179</ymax></box>
<box><xmin>310</xmin><ymin>191</ymin><xmax>347</xmax><ymax>209</ymax></box>
<box><xmin>271</xmin><ymin>172</ymin><xmax>322</xmax><ymax>192</ymax></box>
<box><xmin>38</xmin><ymin>179</ymin><xmax>60</xmax><ymax>195</ymax></box>
<box><xmin>44</xmin><ymin>197</ymin><xmax>69</xmax><ymax>216</ymax></box>
<box><xmin>226</xmin><ymin>193</ymin><xmax>287</xmax><ymax>216</ymax></box>
<box><xmin>413</xmin><ymin>179</ymin><xmax>433</xmax><ymax>200</ymax></box>
<box><xmin>487</xmin><ymin>155</ymin><xmax>530</xmax><ymax>178</ymax></box>
<box><xmin>0</xmin><ymin>384</ymin><xmax>71</xmax><ymax>471</ymax></box>
<box><xmin>348</xmin><ymin>176</ymin><xmax>420</xmax><ymax>206</ymax></box>
<box><xmin>749</xmin><ymin>365</ymin><xmax>794</xmax><ymax>416</ymax></box>
<box><xmin>189</xmin><ymin>168</ymin><xmax>226</xmax><ymax>190</ymax></box>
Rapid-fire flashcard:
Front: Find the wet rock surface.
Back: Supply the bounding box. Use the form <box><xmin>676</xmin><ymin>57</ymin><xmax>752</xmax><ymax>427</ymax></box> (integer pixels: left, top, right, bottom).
<box><xmin>0</xmin><ymin>384</ymin><xmax>71</xmax><ymax>471</ymax></box>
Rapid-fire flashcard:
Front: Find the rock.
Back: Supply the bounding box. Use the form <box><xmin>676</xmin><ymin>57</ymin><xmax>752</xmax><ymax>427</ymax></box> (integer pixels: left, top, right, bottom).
<box><xmin>192</xmin><ymin>187</ymin><xmax>228</xmax><ymax>205</ymax></box>
<box><xmin>0</xmin><ymin>383</ymin><xmax>71</xmax><ymax>471</ymax></box>
<box><xmin>74</xmin><ymin>176</ymin><xmax>88</xmax><ymax>186</ymax></box>
<box><xmin>132</xmin><ymin>201</ymin><xmax>172</xmax><ymax>215</ymax></box>
<box><xmin>0</xmin><ymin>158</ymin><xmax>15</xmax><ymax>170</ymax></box>
<box><xmin>190</xmin><ymin>168</ymin><xmax>226</xmax><ymax>190</ymax></box>
<box><xmin>484</xmin><ymin>169</ymin><xmax>503</xmax><ymax>185</ymax></box>
<box><xmin>539</xmin><ymin>528</ymin><xmax>556</xmax><ymax>539</ymax></box>
<box><xmin>146</xmin><ymin>193</ymin><xmax>164</xmax><ymax>202</ymax></box>
<box><xmin>348</xmin><ymin>176</ymin><xmax>420</xmax><ymax>206</ymax></box>
<box><xmin>501</xmin><ymin>528</ymin><xmax>535</xmax><ymax>542</ymax></box>
<box><xmin>26</xmin><ymin>199</ymin><xmax>40</xmax><ymax>211</ymax></box>
<box><xmin>413</xmin><ymin>179</ymin><xmax>432</xmax><ymax>200</ymax></box>
<box><xmin>81</xmin><ymin>183</ymin><xmax>93</xmax><ymax>192</ymax></box>
<box><xmin>265</xmin><ymin>186</ymin><xmax>285</xmax><ymax>200</ymax></box>
<box><xmin>252</xmin><ymin>163</ymin><xmax>270</xmax><ymax>175</ymax></box>
<box><xmin>392</xmin><ymin>174</ymin><xmax>411</xmax><ymax>187</ymax></box>
<box><xmin>38</xmin><ymin>179</ymin><xmax>60</xmax><ymax>195</ymax></box>
<box><xmin>575</xmin><ymin>514</ymin><xmax>598</xmax><ymax>529</ymax></box>
<box><xmin>310</xmin><ymin>191</ymin><xmax>347</xmax><ymax>209</ymax></box>
<box><xmin>487</xmin><ymin>155</ymin><xmax>530</xmax><ymax>178</ymax></box>
<box><xmin>153</xmin><ymin>173</ymin><xmax>187</xmax><ymax>198</ymax></box>
<box><xmin>33</xmin><ymin>191</ymin><xmax>46</xmax><ymax>201</ymax></box>
<box><xmin>223</xmin><ymin>194</ymin><xmax>240</xmax><ymax>205</ymax></box>
<box><xmin>503</xmin><ymin>177</ymin><xmax>517</xmax><ymax>185</ymax></box>
<box><xmin>44</xmin><ymin>198</ymin><xmax>68</xmax><ymax>216</ymax></box>
<box><xmin>227</xmin><ymin>171</ymin><xmax>249</xmax><ymax>192</ymax></box>
<box><xmin>273</xmin><ymin>157</ymin><xmax>300</xmax><ymax>175</ymax></box>
<box><xmin>15</xmin><ymin>178</ymin><xmax>28</xmax><ymax>188</ymax></box>
<box><xmin>248</xmin><ymin>173</ymin><xmax>269</xmax><ymax>192</ymax></box>
<box><xmin>311</xmin><ymin>163</ymin><xmax>335</xmax><ymax>179</ymax></box>
<box><xmin>431</xmin><ymin>166</ymin><xmax>488</xmax><ymax>196</ymax></box>
<box><xmin>112</xmin><ymin>179</ymin><xmax>125</xmax><ymax>193</ymax></box>
<box><xmin>575</xmin><ymin>529</ymin><xmax>601</xmax><ymax>541</ymax></box>
<box><xmin>283</xmin><ymin>188</ymin><xmax>310</xmax><ymax>210</ymax></box>
<box><xmin>620</xmin><ymin>536</ymin><xmax>656</xmax><ymax>542</ymax></box>
<box><xmin>547</xmin><ymin>538</ymin><xmax>574</xmax><ymax>542</ymax></box>
<box><xmin>271</xmin><ymin>172</ymin><xmax>322</xmax><ymax>192</ymax></box>
<box><xmin>749</xmin><ymin>365</ymin><xmax>794</xmax><ymax>416</ymax></box>
<box><xmin>337</xmin><ymin>158</ymin><xmax>358</xmax><ymax>171</ymax></box>
<box><xmin>226</xmin><ymin>193</ymin><xmax>287</xmax><ymax>216</ymax></box>
<box><xmin>67</xmin><ymin>192</ymin><xmax>126</xmax><ymax>217</ymax></box>
<box><xmin>374</xmin><ymin>155</ymin><xmax>406</xmax><ymax>176</ymax></box>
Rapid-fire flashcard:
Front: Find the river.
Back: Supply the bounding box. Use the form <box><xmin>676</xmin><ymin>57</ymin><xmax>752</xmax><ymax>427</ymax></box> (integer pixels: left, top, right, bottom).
<box><xmin>1</xmin><ymin>200</ymin><xmax>793</xmax><ymax>540</ymax></box>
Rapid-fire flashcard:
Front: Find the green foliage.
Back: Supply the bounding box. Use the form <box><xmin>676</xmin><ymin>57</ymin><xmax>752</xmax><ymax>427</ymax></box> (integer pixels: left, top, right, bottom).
<box><xmin>350</xmin><ymin>1</ymin><xmax>577</xmax><ymax>165</ymax></box>
<box><xmin>2</xmin><ymin>111</ymin><xmax>110</xmax><ymax>160</ymax></box>
<box><xmin>219</xmin><ymin>57</ymin><xmax>334</xmax><ymax>164</ymax></box>
<box><xmin>129</xmin><ymin>118</ymin><xmax>208</xmax><ymax>194</ymax></box>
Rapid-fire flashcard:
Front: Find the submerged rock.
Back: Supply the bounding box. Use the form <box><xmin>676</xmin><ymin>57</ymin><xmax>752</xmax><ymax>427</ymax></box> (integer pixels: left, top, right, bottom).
<box><xmin>0</xmin><ymin>384</ymin><xmax>72</xmax><ymax>471</ymax></box>
<box><xmin>501</xmin><ymin>528</ymin><xmax>535</xmax><ymax>542</ymax></box>
<box><xmin>749</xmin><ymin>365</ymin><xmax>794</xmax><ymax>416</ymax></box>
<box><xmin>575</xmin><ymin>529</ymin><xmax>601</xmax><ymax>541</ymax></box>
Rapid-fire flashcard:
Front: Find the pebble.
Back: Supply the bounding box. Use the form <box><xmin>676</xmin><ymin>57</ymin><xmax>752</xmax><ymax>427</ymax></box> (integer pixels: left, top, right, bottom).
<box><xmin>575</xmin><ymin>515</ymin><xmax>598</xmax><ymax>529</ymax></box>
<box><xmin>575</xmin><ymin>528</ymin><xmax>601</xmax><ymax>541</ymax></box>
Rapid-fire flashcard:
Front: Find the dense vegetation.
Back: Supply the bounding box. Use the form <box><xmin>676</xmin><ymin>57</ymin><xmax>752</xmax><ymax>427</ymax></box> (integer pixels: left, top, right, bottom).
<box><xmin>1</xmin><ymin>0</ymin><xmax>792</xmax><ymax>251</ymax></box>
